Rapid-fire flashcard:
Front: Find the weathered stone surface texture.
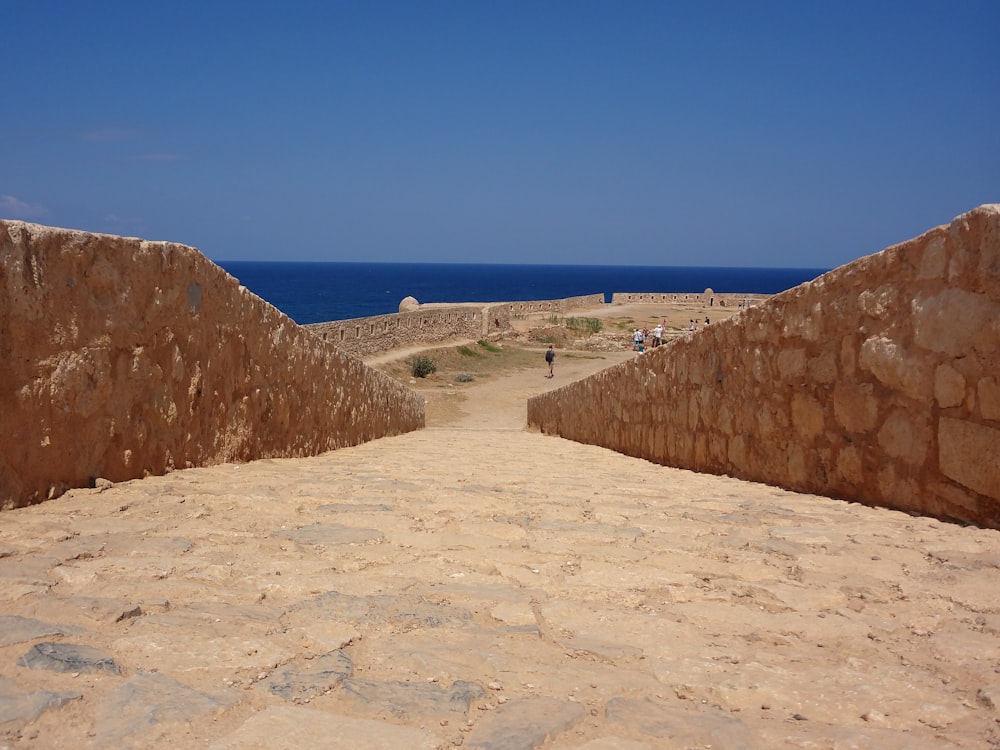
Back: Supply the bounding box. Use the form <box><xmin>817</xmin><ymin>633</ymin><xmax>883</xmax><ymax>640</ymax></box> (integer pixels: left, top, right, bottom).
<box><xmin>528</xmin><ymin>205</ymin><xmax>1000</xmax><ymax>528</ymax></box>
<box><xmin>0</xmin><ymin>221</ymin><xmax>424</xmax><ymax>510</ymax></box>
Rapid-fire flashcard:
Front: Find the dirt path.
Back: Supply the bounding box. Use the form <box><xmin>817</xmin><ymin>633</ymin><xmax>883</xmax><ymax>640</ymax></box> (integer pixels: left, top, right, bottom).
<box><xmin>438</xmin><ymin>348</ymin><xmax>632</xmax><ymax>431</ymax></box>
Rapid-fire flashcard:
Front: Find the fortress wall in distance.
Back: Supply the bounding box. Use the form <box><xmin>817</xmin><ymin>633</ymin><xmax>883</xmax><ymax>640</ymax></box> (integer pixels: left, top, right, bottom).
<box><xmin>528</xmin><ymin>205</ymin><xmax>1000</xmax><ymax>528</ymax></box>
<box><xmin>0</xmin><ymin>221</ymin><xmax>424</xmax><ymax>511</ymax></box>
<box><xmin>306</xmin><ymin>293</ymin><xmax>605</xmax><ymax>358</ymax></box>
<box><xmin>610</xmin><ymin>291</ymin><xmax>769</xmax><ymax>308</ymax></box>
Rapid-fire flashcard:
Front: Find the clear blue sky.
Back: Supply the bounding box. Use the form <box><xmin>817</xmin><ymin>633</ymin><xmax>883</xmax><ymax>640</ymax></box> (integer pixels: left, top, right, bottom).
<box><xmin>3</xmin><ymin>1</ymin><xmax>997</xmax><ymax>268</ymax></box>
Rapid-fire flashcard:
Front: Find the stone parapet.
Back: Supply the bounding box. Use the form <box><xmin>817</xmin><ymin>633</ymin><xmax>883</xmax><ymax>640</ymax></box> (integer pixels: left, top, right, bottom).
<box><xmin>611</xmin><ymin>291</ymin><xmax>767</xmax><ymax>308</ymax></box>
<box><xmin>528</xmin><ymin>205</ymin><xmax>1000</xmax><ymax>528</ymax></box>
<box><xmin>306</xmin><ymin>293</ymin><xmax>605</xmax><ymax>358</ymax></box>
<box><xmin>307</xmin><ymin>305</ymin><xmax>496</xmax><ymax>358</ymax></box>
<box><xmin>502</xmin><ymin>293</ymin><xmax>606</xmax><ymax>315</ymax></box>
<box><xmin>0</xmin><ymin>221</ymin><xmax>424</xmax><ymax>510</ymax></box>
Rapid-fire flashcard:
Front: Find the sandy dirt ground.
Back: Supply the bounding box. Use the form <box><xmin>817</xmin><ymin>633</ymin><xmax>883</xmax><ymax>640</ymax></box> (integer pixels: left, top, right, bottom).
<box><xmin>2</xmin><ymin>310</ymin><xmax>1000</xmax><ymax>749</ymax></box>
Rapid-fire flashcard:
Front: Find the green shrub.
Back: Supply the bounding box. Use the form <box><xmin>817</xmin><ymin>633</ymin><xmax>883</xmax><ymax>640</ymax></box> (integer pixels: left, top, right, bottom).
<box><xmin>477</xmin><ymin>339</ymin><xmax>502</xmax><ymax>353</ymax></box>
<box><xmin>565</xmin><ymin>316</ymin><xmax>602</xmax><ymax>333</ymax></box>
<box><xmin>456</xmin><ymin>345</ymin><xmax>481</xmax><ymax>358</ymax></box>
<box><xmin>410</xmin><ymin>356</ymin><xmax>437</xmax><ymax>378</ymax></box>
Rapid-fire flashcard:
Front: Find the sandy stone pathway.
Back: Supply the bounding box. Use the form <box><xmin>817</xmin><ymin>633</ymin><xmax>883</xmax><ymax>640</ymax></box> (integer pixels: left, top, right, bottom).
<box><xmin>1</xmin><ymin>349</ymin><xmax>999</xmax><ymax>749</ymax></box>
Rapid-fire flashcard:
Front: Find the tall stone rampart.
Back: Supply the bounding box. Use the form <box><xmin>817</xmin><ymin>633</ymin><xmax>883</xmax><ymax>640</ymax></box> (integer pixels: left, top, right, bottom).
<box><xmin>528</xmin><ymin>205</ymin><xmax>1000</xmax><ymax>528</ymax></box>
<box><xmin>0</xmin><ymin>221</ymin><xmax>424</xmax><ymax>510</ymax></box>
<box><xmin>306</xmin><ymin>293</ymin><xmax>605</xmax><ymax>358</ymax></box>
<box><xmin>500</xmin><ymin>293</ymin><xmax>606</xmax><ymax>316</ymax></box>
<box><xmin>307</xmin><ymin>305</ymin><xmax>497</xmax><ymax>358</ymax></box>
<box><xmin>610</xmin><ymin>291</ymin><xmax>767</xmax><ymax>308</ymax></box>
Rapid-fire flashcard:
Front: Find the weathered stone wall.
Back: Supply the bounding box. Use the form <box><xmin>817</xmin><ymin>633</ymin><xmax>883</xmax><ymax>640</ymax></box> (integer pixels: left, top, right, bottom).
<box><xmin>0</xmin><ymin>221</ymin><xmax>424</xmax><ymax>510</ymax></box>
<box><xmin>306</xmin><ymin>293</ymin><xmax>605</xmax><ymax>358</ymax></box>
<box><xmin>307</xmin><ymin>305</ymin><xmax>497</xmax><ymax>358</ymax></box>
<box><xmin>611</xmin><ymin>291</ymin><xmax>767</xmax><ymax>308</ymax></box>
<box><xmin>528</xmin><ymin>205</ymin><xmax>1000</xmax><ymax>528</ymax></box>
<box><xmin>500</xmin><ymin>293</ymin><xmax>606</xmax><ymax>316</ymax></box>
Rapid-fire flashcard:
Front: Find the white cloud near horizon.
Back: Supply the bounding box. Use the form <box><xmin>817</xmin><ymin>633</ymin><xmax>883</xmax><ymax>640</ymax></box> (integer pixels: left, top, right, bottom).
<box><xmin>1</xmin><ymin>194</ymin><xmax>48</xmax><ymax>219</ymax></box>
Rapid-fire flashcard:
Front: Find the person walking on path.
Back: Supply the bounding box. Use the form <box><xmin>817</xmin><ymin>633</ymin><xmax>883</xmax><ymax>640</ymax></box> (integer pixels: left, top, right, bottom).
<box><xmin>545</xmin><ymin>345</ymin><xmax>555</xmax><ymax>378</ymax></box>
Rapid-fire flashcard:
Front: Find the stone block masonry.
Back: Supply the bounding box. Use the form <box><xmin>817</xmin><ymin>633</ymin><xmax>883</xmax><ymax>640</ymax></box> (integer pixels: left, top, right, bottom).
<box><xmin>0</xmin><ymin>221</ymin><xmax>424</xmax><ymax>510</ymax></box>
<box><xmin>306</xmin><ymin>294</ymin><xmax>605</xmax><ymax>358</ymax></box>
<box><xmin>528</xmin><ymin>205</ymin><xmax>1000</xmax><ymax>529</ymax></box>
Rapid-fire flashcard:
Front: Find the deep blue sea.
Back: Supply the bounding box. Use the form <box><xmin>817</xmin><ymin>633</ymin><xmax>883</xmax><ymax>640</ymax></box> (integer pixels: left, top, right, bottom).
<box><xmin>217</xmin><ymin>262</ymin><xmax>828</xmax><ymax>325</ymax></box>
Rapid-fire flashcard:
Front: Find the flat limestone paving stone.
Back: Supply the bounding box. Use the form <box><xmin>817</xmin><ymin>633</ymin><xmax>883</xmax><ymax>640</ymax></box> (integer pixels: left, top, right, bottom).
<box><xmin>0</xmin><ymin>615</ymin><xmax>83</xmax><ymax>646</ymax></box>
<box><xmin>606</xmin><ymin>696</ymin><xmax>753</xmax><ymax>748</ymax></box>
<box><xmin>0</xmin><ymin>675</ymin><xmax>81</xmax><ymax>730</ymax></box>
<box><xmin>337</xmin><ymin>678</ymin><xmax>487</xmax><ymax>720</ymax></box>
<box><xmin>316</xmin><ymin>502</ymin><xmax>394</xmax><ymax>513</ymax></box>
<box><xmin>289</xmin><ymin>589</ymin><xmax>472</xmax><ymax>628</ymax></box>
<box><xmin>273</xmin><ymin>523</ymin><xmax>384</xmax><ymax>546</ymax></box>
<box><xmin>95</xmin><ymin>670</ymin><xmax>235</xmax><ymax>748</ymax></box>
<box><xmin>207</xmin><ymin>704</ymin><xmax>439</xmax><ymax>750</ymax></box>
<box><xmin>464</xmin><ymin>695</ymin><xmax>587</xmax><ymax>750</ymax></box>
<box><xmin>264</xmin><ymin>649</ymin><xmax>354</xmax><ymax>700</ymax></box>
<box><xmin>18</xmin><ymin>641</ymin><xmax>121</xmax><ymax>674</ymax></box>
<box><xmin>0</xmin><ymin>556</ymin><xmax>61</xmax><ymax>599</ymax></box>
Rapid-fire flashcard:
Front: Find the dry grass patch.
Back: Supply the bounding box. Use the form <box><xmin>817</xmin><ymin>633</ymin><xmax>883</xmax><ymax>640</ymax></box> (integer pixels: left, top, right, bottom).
<box><xmin>374</xmin><ymin>341</ymin><xmax>544</xmax><ymax>387</ymax></box>
<box><xmin>373</xmin><ymin>340</ymin><xmax>608</xmax><ymax>389</ymax></box>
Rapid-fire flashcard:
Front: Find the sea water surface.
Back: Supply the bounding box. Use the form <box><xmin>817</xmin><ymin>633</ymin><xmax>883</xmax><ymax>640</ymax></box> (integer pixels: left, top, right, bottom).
<box><xmin>217</xmin><ymin>262</ymin><xmax>828</xmax><ymax>325</ymax></box>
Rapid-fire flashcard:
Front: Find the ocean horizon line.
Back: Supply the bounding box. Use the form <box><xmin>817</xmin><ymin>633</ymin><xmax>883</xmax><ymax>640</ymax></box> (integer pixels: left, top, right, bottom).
<box><xmin>218</xmin><ymin>261</ymin><xmax>829</xmax><ymax>325</ymax></box>
<box><xmin>215</xmin><ymin>259</ymin><xmax>830</xmax><ymax>273</ymax></box>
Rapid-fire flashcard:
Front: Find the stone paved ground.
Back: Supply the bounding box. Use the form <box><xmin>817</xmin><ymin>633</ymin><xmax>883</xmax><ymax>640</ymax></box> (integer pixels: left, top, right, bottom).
<box><xmin>2</xmin><ymin>348</ymin><xmax>1000</xmax><ymax>749</ymax></box>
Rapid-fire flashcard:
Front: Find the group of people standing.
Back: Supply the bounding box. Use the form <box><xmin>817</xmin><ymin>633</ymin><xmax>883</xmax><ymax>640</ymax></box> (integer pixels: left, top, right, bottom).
<box><xmin>548</xmin><ymin>313</ymin><xmax>716</xmax><ymax>374</ymax></box>
<box><xmin>631</xmin><ymin>316</ymin><xmax>713</xmax><ymax>354</ymax></box>
<box><xmin>632</xmin><ymin>322</ymin><xmax>665</xmax><ymax>354</ymax></box>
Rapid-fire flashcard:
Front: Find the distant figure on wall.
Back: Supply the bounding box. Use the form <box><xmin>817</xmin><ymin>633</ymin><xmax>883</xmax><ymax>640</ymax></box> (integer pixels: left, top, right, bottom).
<box><xmin>545</xmin><ymin>345</ymin><xmax>555</xmax><ymax>378</ymax></box>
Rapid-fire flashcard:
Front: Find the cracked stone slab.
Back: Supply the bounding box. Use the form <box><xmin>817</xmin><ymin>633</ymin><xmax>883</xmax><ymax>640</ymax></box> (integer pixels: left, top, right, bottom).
<box><xmin>290</xmin><ymin>590</ymin><xmax>471</xmax><ymax>629</ymax></box>
<box><xmin>98</xmin><ymin>534</ymin><xmax>195</xmax><ymax>556</ymax></box>
<box><xmin>0</xmin><ymin>556</ymin><xmax>60</xmax><ymax>599</ymax></box>
<box><xmin>265</xmin><ymin>649</ymin><xmax>354</xmax><ymax>700</ymax></box>
<box><xmin>63</xmin><ymin>596</ymin><xmax>144</xmax><ymax>623</ymax></box>
<box><xmin>606</xmin><ymin>696</ymin><xmax>752</xmax><ymax>748</ymax></box>
<box><xmin>208</xmin><ymin>704</ymin><xmax>439</xmax><ymax>750</ymax></box>
<box><xmin>273</xmin><ymin>523</ymin><xmax>384</xmax><ymax>546</ymax></box>
<box><xmin>493</xmin><ymin>516</ymin><xmax>643</xmax><ymax>542</ymax></box>
<box><xmin>529</xmin><ymin>518</ymin><xmax>645</xmax><ymax>542</ymax></box>
<box><xmin>464</xmin><ymin>696</ymin><xmax>586</xmax><ymax>750</ymax></box>
<box><xmin>0</xmin><ymin>675</ymin><xmax>81</xmax><ymax>730</ymax></box>
<box><xmin>338</xmin><ymin>678</ymin><xmax>486</xmax><ymax>720</ymax></box>
<box><xmin>316</xmin><ymin>502</ymin><xmax>394</xmax><ymax>513</ymax></box>
<box><xmin>113</xmin><ymin>628</ymin><xmax>292</xmax><ymax>674</ymax></box>
<box><xmin>19</xmin><ymin>642</ymin><xmax>121</xmax><ymax>674</ymax></box>
<box><xmin>0</xmin><ymin>615</ymin><xmax>83</xmax><ymax>646</ymax></box>
<box><xmin>139</xmin><ymin>601</ymin><xmax>284</xmax><ymax>629</ymax></box>
<box><xmin>113</xmin><ymin>601</ymin><xmax>291</xmax><ymax>673</ymax></box>
<box><xmin>95</xmin><ymin>670</ymin><xmax>234</xmax><ymax>748</ymax></box>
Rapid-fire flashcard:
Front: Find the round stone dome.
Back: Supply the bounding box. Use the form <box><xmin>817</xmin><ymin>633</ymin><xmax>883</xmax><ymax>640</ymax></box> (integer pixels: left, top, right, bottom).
<box><xmin>399</xmin><ymin>296</ymin><xmax>420</xmax><ymax>312</ymax></box>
